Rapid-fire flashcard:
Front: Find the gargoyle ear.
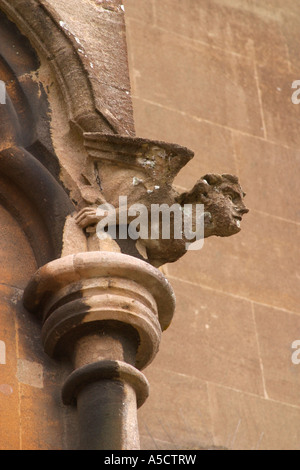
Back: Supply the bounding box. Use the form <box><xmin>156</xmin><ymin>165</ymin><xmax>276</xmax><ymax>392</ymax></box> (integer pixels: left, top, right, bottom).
<box><xmin>221</xmin><ymin>174</ymin><xmax>239</xmax><ymax>184</ymax></box>
<box><xmin>176</xmin><ymin>180</ymin><xmax>210</xmax><ymax>205</ymax></box>
<box><xmin>202</xmin><ymin>174</ymin><xmax>223</xmax><ymax>185</ymax></box>
<box><xmin>175</xmin><ymin>191</ymin><xmax>188</xmax><ymax>205</ymax></box>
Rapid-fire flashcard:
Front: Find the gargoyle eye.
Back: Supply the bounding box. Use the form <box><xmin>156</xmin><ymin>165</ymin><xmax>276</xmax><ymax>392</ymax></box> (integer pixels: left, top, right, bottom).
<box><xmin>227</xmin><ymin>194</ymin><xmax>233</xmax><ymax>201</ymax></box>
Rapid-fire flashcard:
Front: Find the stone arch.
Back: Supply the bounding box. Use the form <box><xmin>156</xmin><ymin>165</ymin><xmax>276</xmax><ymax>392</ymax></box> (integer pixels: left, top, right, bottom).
<box><xmin>0</xmin><ymin>0</ymin><xmax>118</xmax><ymax>135</ymax></box>
<box><xmin>0</xmin><ymin>7</ymin><xmax>75</xmax><ymax>264</ymax></box>
<box><xmin>0</xmin><ymin>147</ymin><xmax>74</xmax><ymax>265</ymax></box>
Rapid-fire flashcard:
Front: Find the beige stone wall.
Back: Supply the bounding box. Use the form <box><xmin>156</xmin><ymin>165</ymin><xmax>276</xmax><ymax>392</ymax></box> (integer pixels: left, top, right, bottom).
<box><xmin>124</xmin><ymin>0</ymin><xmax>300</xmax><ymax>450</ymax></box>
<box><xmin>0</xmin><ymin>205</ymin><xmax>69</xmax><ymax>450</ymax></box>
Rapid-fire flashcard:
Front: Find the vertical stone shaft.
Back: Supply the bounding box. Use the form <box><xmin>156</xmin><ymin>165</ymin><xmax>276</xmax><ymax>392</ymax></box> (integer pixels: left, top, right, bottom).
<box><xmin>23</xmin><ymin>251</ymin><xmax>175</xmax><ymax>450</ymax></box>
<box><xmin>64</xmin><ymin>330</ymin><xmax>146</xmax><ymax>450</ymax></box>
<box><xmin>77</xmin><ymin>380</ymin><xmax>135</xmax><ymax>450</ymax></box>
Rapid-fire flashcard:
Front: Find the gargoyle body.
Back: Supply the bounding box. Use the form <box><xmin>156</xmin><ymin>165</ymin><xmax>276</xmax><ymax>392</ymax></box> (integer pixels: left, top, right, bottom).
<box><xmin>76</xmin><ymin>134</ymin><xmax>249</xmax><ymax>267</ymax></box>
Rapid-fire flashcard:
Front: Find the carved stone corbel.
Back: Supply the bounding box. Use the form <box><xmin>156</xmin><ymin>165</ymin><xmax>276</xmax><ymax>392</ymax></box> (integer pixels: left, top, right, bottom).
<box><xmin>76</xmin><ymin>132</ymin><xmax>249</xmax><ymax>267</ymax></box>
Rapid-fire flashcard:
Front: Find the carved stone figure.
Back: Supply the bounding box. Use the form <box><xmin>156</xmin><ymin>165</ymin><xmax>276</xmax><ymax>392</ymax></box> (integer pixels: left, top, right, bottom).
<box><xmin>74</xmin><ymin>134</ymin><xmax>249</xmax><ymax>266</ymax></box>
<box><xmin>177</xmin><ymin>173</ymin><xmax>249</xmax><ymax>237</ymax></box>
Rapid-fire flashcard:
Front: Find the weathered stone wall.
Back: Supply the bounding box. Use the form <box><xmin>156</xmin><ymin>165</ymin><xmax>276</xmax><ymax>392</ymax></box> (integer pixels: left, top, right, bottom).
<box><xmin>124</xmin><ymin>0</ymin><xmax>300</xmax><ymax>450</ymax></box>
<box><xmin>0</xmin><ymin>0</ymin><xmax>299</xmax><ymax>451</ymax></box>
<box><xmin>0</xmin><ymin>204</ymin><xmax>71</xmax><ymax>450</ymax></box>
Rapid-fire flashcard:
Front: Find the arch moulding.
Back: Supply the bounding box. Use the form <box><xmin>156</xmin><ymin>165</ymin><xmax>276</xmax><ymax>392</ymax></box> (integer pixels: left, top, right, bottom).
<box><xmin>0</xmin><ymin>0</ymin><xmax>120</xmax><ymax>135</ymax></box>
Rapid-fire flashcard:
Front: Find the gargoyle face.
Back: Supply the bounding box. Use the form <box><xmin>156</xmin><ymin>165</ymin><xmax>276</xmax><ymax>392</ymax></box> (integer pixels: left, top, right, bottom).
<box><xmin>178</xmin><ymin>173</ymin><xmax>249</xmax><ymax>238</ymax></box>
<box><xmin>204</xmin><ymin>177</ymin><xmax>248</xmax><ymax>237</ymax></box>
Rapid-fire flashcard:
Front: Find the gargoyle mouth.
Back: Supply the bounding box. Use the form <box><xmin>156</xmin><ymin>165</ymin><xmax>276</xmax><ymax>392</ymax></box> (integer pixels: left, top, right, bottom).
<box><xmin>232</xmin><ymin>215</ymin><xmax>242</xmax><ymax>229</ymax></box>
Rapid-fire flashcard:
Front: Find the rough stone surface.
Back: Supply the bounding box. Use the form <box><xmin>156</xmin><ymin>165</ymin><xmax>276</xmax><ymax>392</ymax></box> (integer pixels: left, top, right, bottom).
<box><xmin>124</xmin><ymin>0</ymin><xmax>300</xmax><ymax>451</ymax></box>
<box><xmin>75</xmin><ymin>133</ymin><xmax>249</xmax><ymax>266</ymax></box>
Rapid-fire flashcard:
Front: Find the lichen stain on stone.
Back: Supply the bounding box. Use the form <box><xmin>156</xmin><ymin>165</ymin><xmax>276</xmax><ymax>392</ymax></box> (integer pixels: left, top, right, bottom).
<box><xmin>132</xmin><ymin>177</ymin><xmax>143</xmax><ymax>186</ymax></box>
<box><xmin>16</xmin><ymin>359</ymin><xmax>44</xmax><ymax>389</ymax></box>
<box><xmin>0</xmin><ymin>384</ymin><xmax>13</xmax><ymax>396</ymax></box>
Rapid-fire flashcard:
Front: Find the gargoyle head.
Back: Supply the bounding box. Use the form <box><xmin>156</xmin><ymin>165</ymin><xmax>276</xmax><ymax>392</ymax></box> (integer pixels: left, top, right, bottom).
<box><xmin>177</xmin><ymin>173</ymin><xmax>249</xmax><ymax>238</ymax></box>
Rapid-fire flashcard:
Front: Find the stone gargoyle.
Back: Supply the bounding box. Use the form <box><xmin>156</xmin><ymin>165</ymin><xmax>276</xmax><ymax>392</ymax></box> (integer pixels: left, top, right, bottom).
<box><xmin>75</xmin><ymin>133</ymin><xmax>249</xmax><ymax>267</ymax></box>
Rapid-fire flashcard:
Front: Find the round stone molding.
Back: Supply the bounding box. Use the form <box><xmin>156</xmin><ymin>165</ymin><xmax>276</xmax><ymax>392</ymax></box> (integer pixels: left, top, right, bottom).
<box><xmin>23</xmin><ymin>251</ymin><xmax>176</xmax><ymax>370</ymax></box>
<box><xmin>23</xmin><ymin>251</ymin><xmax>176</xmax><ymax>449</ymax></box>
<box><xmin>62</xmin><ymin>359</ymin><xmax>150</xmax><ymax>408</ymax></box>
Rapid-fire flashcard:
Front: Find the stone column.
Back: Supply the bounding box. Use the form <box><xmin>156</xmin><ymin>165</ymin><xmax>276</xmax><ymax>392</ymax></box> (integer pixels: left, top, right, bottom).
<box><xmin>23</xmin><ymin>251</ymin><xmax>175</xmax><ymax>450</ymax></box>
